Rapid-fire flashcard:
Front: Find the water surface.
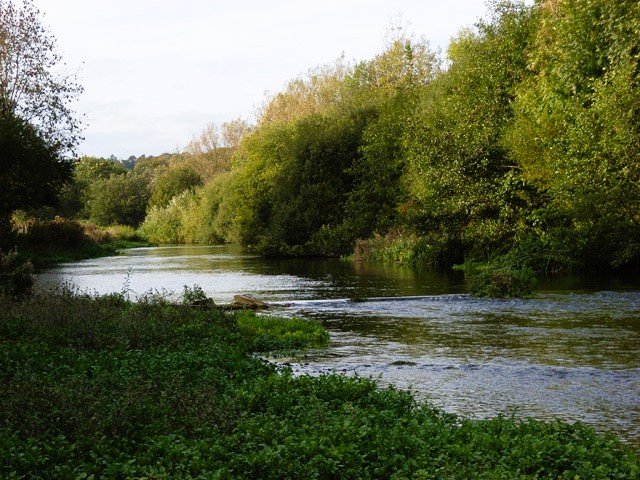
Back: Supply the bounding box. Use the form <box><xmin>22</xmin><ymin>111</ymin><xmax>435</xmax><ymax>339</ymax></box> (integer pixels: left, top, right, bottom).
<box><xmin>36</xmin><ymin>245</ymin><xmax>640</xmax><ymax>448</ymax></box>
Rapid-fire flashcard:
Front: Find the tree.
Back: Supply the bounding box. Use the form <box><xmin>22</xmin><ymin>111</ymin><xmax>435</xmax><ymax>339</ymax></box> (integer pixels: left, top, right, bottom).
<box><xmin>509</xmin><ymin>0</ymin><xmax>640</xmax><ymax>270</ymax></box>
<box><xmin>403</xmin><ymin>0</ymin><xmax>538</xmax><ymax>265</ymax></box>
<box><xmin>342</xmin><ymin>34</ymin><xmax>439</xmax><ymax>241</ymax></box>
<box><xmin>0</xmin><ymin>112</ymin><xmax>71</xmax><ymax>244</ymax></box>
<box><xmin>257</xmin><ymin>57</ymin><xmax>352</xmax><ymax>125</ymax></box>
<box><xmin>0</xmin><ymin>0</ymin><xmax>83</xmax><ymax>155</ymax></box>
<box><xmin>74</xmin><ymin>156</ymin><xmax>128</xmax><ymax>185</ymax></box>
<box><xmin>221</xmin><ymin>118</ymin><xmax>253</xmax><ymax>150</ymax></box>
<box><xmin>57</xmin><ymin>156</ymin><xmax>128</xmax><ymax>219</ymax></box>
<box><xmin>87</xmin><ymin>173</ymin><xmax>150</xmax><ymax>227</ymax></box>
<box><xmin>148</xmin><ymin>165</ymin><xmax>203</xmax><ymax>210</ymax></box>
<box><xmin>183</xmin><ymin>122</ymin><xmax>236</xmax><ymax>181</ymax></box>
<box><xmin>0</xmin><ymin>0</ymin><xmax>82</xmax><ymax>243</ymax></box>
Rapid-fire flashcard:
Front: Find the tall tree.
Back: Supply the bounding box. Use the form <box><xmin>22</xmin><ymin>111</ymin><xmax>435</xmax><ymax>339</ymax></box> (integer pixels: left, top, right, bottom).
<box><xmin>0</xmin><ymin>112</ymin><xmax>71</xmax><ymax>243</ymax></box>
<box><xmin>182</xmin><ymin>120</ymin><xmax>251</xmax><ymax>181</ymax></box>
<box><xmin>343</xmin><ymin>34</ymin><xmax>439</xmax><ymax>241</ymax></box>
<box><xmin>403</xmin><ymin>0</ymin><xmax>537</xmax><ymax>265</ymax></box>
<box><xmin>0</xmin><ymin>0</ymin><xmax>82</xmax><ymax>243</ymax></box>
<box><xmin>509</xmin><ymin>0</ymin><xmax>640</xmax><ymax>269</ymax></box>
<box><xmin>0</xmin><ymin>0</ymin><xmax>83</xmax><ymax>155</ymax></box>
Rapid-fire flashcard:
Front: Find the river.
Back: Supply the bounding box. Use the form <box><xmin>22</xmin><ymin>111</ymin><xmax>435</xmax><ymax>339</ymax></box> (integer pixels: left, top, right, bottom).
<box><xmin>35</xmin><ymin>245</ymin><xmax>640</xmax><ymax>449</ymax></box>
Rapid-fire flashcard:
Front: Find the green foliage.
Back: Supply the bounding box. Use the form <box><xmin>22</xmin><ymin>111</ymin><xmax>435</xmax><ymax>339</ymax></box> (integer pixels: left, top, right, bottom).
<box><xmin>138</xmin><ymin>191</ymin><xmax>195</xmax><ymax>244</ymax></box>
<box><xmin>342</xmin><ymin>36</ymin><xmax>440</xmax><ymax>241</ymax></box>
<box><xmin>1</xmin><ymin>289</ymin><xmax>637</xmax><ymax>478</ymax></box>
<box><xmin>53</xmin><ymin>0</ymin><xmax>640</xmax><ymax>288</ymax></box>
<box><xmin>220</xmin><ymin>112</ymin><xmax>367</xmax><ymax>255</ymax></box>
<box><xmin>180</xmin><ymin>284</ymin><xmax>214</xmax><ymax>307</ymax></box>
<box><xmin>235</xmin><ymin>310</ymin><xmax>329</xmax><ymax>352</ymax></box>
<box><xmin>58</xmin><ymin>157</ymin><xmax>129</xmax><ymax>219</ymax></box>
<box><xmin>456</xmin><ymin>255</ymin><xmax>537</xmax><ymax>298</ymax></box>
<box><xmin>352</xmin><ymin>228</ymin><xmax>439</xmax><ymax>267</ymax></box>
<box><xmin>138</xmin><ymin>173</ymin><xmax>234</xmax><ymax>245</ymax></box>
<box><xmin>402</xmin><ymin>1</ymin><xmax>537</xmax><ymax>267</ymax></box>
<box><xmin>87</xmin><ymin>172</ymin><xmax>150</xmax><ymax>227</ymax></box>
<box><xmin>507</xmin><ymin>0</ymin><xmax>640</xmax><ymax>271</ymax></box>
<box><xmin>262</xmin><ymin>113</ymin><xmax>365</xmax><ymax>255</ymax></box>
<box><xmin>344</xmin><ymin>0</ymin><xmax>640</xmax><ymax>279</ymax></box>
<box><xmin>0</xmin><ymin>248</ymin><xmax>33</xmax><ymax>298</ymax></box>
<box><xmin>148</xmin><ymin>165</ymin><xmax>203</xmax><ymax>210</ymax></box>
<box><xmin>0</xmin><ymin>113</ymin><xmax>73</xmax><ymax>245</ymax></box>
<box><xmin>0</xmin><ymin>0</ymin><xmax>83</xmax><ymax>156</ymax></box>
<box><xmin>74</xmin><ymin>156</ymin><xmax>128</xmax><ymax>184</ymax></box>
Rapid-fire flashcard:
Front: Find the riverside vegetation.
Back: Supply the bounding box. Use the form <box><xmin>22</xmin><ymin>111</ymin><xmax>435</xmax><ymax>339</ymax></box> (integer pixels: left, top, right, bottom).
<box><xmin>4</xmin><ymin>1</ymin><xmax>640</xmax><ymax>298</ymax></box>
<box><xmin>1</xmin><ymin>283</ymin><xmax>639</xmax><ymax>479</ymax></box>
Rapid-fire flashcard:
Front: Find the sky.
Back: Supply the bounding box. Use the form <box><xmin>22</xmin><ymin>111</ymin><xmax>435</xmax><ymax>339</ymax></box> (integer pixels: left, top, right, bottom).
<box><xmin>40</xmin><ymin>0</ymin><xmax>495</xmax><ymax>159</ymax></box>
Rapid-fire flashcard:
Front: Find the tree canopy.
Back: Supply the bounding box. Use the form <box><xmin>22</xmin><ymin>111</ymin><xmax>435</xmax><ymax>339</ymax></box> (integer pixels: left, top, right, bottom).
<box><xmin>17</xmin><ymin>0</ymin><xmax>639</xmax><ymax>277</ymax></box>
<box><xmin>0</xmin><ymin>0</ymin><xmax>83</xmax><ymax>155</ymax></box>
<box><xmin>0</xmin><ymin>0</ymin><xmax>82</xmax><ymax>244</ymax></box>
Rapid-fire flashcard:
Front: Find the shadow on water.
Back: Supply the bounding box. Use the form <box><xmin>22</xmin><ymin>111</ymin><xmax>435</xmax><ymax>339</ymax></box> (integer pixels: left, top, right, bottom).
<box><xmin>35</xmin><ymin>245</ymin><xmax>640</xmax><ymax>449</ymax></box>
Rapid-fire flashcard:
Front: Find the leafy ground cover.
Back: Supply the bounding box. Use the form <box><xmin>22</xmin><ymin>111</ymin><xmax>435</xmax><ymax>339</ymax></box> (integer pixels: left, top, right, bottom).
<box><xmin>0</xmin><ymin>288</ymin><xmax>638</xmax><ymax>479</ymax></box>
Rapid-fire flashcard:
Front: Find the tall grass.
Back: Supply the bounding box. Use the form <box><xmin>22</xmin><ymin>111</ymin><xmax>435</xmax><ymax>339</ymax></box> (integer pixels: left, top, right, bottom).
<box><xmin>1</xmin><ymin>289</ymin><xmax>638</xmax><ymax>478</ymax></box>
<box><xmin>9</xmin><ymin>212</ymin><xmax>150</xmax><ymax>267</ymax></box>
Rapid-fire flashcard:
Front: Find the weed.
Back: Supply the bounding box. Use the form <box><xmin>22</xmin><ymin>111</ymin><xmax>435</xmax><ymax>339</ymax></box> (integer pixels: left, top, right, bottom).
<box><xmin>181</xmin><ymin>284</ymin><xmax>215</xmax><ymax>307</ymax></box>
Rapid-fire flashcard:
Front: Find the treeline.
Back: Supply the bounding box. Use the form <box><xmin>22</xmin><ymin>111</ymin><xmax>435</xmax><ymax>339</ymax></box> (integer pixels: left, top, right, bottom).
<box><xmin>44</xmin><ymin>0</ymin><xmax>640</xmax><ymax>277</ymax></box>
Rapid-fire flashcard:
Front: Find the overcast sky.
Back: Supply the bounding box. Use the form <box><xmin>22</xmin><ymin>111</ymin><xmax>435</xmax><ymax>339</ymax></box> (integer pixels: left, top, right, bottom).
<box><xmin>41</xmin><ymin>1</ymin><xmax>496</xmax><ymax>159</ymax></box>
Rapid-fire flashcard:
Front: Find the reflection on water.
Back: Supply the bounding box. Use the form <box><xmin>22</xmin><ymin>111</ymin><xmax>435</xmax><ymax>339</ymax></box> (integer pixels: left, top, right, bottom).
<box><xmin>35</xmin><ymin>245</ymin><xmax>465</xmax><ymax>302</ymax></box>
<box><xmin>35</xmin><ymin>245</ymin><xmax>640</xmax><ymax>448</ymax></box>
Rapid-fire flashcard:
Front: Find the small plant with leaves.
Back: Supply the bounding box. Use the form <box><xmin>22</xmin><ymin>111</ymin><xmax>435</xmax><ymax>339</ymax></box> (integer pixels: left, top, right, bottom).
<box><xmin>181</xmin><ymin>284</ymin><xmax>214</xmax><ymax>307</ymax></box>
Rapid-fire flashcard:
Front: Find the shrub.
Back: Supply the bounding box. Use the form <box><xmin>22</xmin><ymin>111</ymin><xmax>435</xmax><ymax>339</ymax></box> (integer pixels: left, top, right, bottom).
<box><xmin>87</xmin><ymin>172</ymin><xmax>150</xmax><ymax>227</ymax></box>
<box><xmin>180</xmin><ymin>284</ymin><xmax>215</xmax><ymax>307</ymax></box>
<box><xmin>352</xmin><ymin>229</ymin><xmax>443</xmax><ymax>267</ymax></box>
<box><xmin>12</xmin><ymin>213</ymin><xmax>88</xmax><ymax>251</ymax></box>
<box><xmin>0</xmin><ymin>248</ymin><xmax>33</xmax><ymax>298</ymax></box>
<box><xmin>456</xmin><ymin>254</ymin><xmax>537</xmax><ymax>298</ymax></box>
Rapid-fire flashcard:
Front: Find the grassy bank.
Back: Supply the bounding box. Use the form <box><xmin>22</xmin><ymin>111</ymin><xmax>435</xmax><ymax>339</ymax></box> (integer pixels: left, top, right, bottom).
<box><xmin>6</xmin><ymin>216</ymin><xmax>152</xmax><ymax>269</ymax></box>
<box><xmin>1</xmin><ymin>289</ymin><xmax>638</xmax><ymax>479</ymax></box>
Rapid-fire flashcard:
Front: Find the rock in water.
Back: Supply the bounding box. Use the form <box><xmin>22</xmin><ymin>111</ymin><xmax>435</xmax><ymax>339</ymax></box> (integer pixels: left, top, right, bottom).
<box><xmin>233</xmin><ymin>294</ymin><xmax>270</xmax><ymax>309</ymax></box>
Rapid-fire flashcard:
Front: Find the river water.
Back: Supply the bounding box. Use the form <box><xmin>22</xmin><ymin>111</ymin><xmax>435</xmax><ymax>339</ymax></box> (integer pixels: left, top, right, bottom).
<box><xmin>35</xmin><ymin>245</ymin><xmax>640</xmax><ymax>449</ymax></box>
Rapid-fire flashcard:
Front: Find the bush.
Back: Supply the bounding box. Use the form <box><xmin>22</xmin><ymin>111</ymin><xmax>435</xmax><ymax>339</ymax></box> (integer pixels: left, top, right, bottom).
<box><xmin>180</xmin><ymin>284</ymin><xmax>215</xmax><ymax>307</ymax></box>
<box><xmin>12</xmin><ymin>213</ymin><xmax>88</xmax><ymax>251</ymax></box>
<box><xmin>352</xmin><ymin>229</ymin><xmax>444</xmax><ymax>267</ymax></box>
<box><xmin>0</xmin><ymin>248</ymin><xmax>33</xmax><ymax>298</ymax></box>
<box><xmin>456</xmin><ymin>255</ymin><xmax>537</xmax><ymax>298</ymax></box>
<box><xmin>87</xmin><ymin>172</ymin><xmax>150</xmax><ymax>227</ymax></box>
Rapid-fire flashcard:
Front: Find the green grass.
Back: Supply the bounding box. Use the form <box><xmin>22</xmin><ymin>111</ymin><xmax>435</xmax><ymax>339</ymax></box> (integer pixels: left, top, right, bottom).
<box><xmin>8</xmin><ymin>216</ymin><xmax>153</xmax><ymax>269</ymax></box>
<box><xmin>236</xmin><ymin>310</ymin><xmax>329</xmax><ymax>352</ymax></box>
<box><xmin>0</xmin><ymin>289</ymin><xmax>638</xmax><ymax>479</ymax></box>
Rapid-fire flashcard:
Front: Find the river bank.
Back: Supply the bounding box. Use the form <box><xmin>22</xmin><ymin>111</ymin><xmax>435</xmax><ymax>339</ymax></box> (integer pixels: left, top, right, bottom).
<box><xmin>1</xmin><ymin>289</ymin><xmax>638</xmax><ymax>478</ymax></box>
<box><xmin>33</xmin><ymin>245</ymin><xmax>640</xmax><ymax>449</ymax></box>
